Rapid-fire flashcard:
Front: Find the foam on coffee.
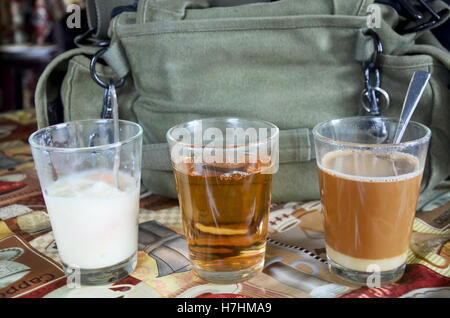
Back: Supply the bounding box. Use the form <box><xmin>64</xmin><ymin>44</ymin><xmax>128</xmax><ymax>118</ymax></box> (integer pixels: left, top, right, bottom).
<box><xmin>318</xmin><ymin>150</ymin><xmax>421</xmax><ymax>182</ymax></box>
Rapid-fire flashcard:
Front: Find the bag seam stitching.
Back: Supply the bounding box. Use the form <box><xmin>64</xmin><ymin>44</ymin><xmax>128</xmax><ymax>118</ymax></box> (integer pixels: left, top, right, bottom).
<box><xmin>119</xmin><ymin>23</ymin><xmax>367</xmax><ymax>38</ymax></box>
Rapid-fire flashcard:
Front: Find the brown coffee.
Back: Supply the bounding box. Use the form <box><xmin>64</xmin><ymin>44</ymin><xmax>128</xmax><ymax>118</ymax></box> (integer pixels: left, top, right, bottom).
<box><xmin>173</xmin><ymin>158</ymin><xmax>272</xmax><ymax>275</ymax></box>
<box><xmin>318</xmin><ymin>150</ymin><xmax>422</xmax><ymax>271</ymax></box>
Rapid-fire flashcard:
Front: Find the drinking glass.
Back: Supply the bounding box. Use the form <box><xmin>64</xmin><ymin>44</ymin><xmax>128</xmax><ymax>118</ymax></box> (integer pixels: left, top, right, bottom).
<box><xmin>313</xmin><ymin>117</ymin><xmax>430</xmax><ymax>285</ymax></box>
<box><xmin>29</xmin><ymin>119</ymin><xmax>143</xmax><ymax>285</ymax></box>
<box><xmin>167</xmin><ymin>117</ymin><xmax>279</xmax><ymax>283</ymax></box>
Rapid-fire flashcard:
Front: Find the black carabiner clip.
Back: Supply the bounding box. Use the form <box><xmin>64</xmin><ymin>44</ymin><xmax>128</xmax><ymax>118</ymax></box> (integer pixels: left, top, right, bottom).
<box><xmin>363</xmin><ymin>29</ymin><xmax>383</xmax><ymax>71</ymax></box>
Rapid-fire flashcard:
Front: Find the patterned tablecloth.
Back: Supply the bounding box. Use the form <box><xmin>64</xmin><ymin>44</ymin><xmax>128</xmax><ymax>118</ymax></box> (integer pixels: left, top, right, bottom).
<box><xmin>0</xmin><ymin>110</ymin><xmax>449</xmax><ymax>298</ymax></box>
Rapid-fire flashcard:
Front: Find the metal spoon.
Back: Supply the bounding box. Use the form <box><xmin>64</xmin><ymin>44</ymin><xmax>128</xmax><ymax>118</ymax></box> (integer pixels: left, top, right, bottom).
<box><xmin>392</xmin><ymin>71</ymin><xmax>431</xmax><ymax>144</ymax></box>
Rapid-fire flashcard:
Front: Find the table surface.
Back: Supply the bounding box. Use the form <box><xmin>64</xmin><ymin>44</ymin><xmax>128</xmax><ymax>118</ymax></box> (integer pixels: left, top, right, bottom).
<box><xmin>0</xmin><ymin>109</ymin><xmax>448</xmax><ymax>298</ymax></box>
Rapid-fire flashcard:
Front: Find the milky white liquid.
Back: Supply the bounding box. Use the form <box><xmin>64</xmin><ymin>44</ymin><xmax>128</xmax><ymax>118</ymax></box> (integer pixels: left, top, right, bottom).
<box><xmin>44</xmin><ymin>170</ymin><xmax>139</xmax><ymax>269</ymax></box>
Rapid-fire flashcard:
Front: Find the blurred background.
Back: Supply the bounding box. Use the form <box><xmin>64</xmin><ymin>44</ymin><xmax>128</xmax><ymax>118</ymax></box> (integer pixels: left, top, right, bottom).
<box><xmin>0</xmin><ymin>0</ymin><xmax>88</xmax><ymax>112</ymax></box>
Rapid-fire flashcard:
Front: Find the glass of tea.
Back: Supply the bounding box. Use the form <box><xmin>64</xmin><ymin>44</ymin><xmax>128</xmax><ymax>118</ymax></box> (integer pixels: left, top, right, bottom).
<box><xmin>313</xmin><ymin>117</ymin><xmax>431</xmax><ymax>286</ymax></box>
<box><xmin>29</xmin><ymin>119</ymin><xmax>143</xmax><ymax>285</ymax></box>
<box><xmin>167</xmin><ymin>118</ymin><xmax>279</xmax><ymax>283</ymax></box>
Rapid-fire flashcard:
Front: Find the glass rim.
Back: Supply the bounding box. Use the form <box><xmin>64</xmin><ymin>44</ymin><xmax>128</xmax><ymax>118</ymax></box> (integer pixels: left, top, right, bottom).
<box><xmin>166</xmin><ymin>117</ymin><xmax>280</xmax><ymax>149</ymax></box>
<box><xmin>312</xmin><ymin>116</ymin><xmax>431</xmax><ymax>148</ymax></box>
<box><xmin>28</xmin><ymin>119</ymin><xmax>143</xmax><ymax>152</ymax></box>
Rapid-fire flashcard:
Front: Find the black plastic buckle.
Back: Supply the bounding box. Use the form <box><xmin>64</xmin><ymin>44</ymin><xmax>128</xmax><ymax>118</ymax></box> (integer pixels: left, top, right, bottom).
<box><xmin>395</xmin><ymin>0</ymin><xmax>447</xmax><ymax>34</ymax></box>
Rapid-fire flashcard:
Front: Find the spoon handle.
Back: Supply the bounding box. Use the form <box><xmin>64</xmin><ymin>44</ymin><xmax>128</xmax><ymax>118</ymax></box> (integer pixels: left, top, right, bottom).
<box><xmin>393</xmin><ymin>71</ymin><xmax>431</xmax><ymax>144</ymax></box>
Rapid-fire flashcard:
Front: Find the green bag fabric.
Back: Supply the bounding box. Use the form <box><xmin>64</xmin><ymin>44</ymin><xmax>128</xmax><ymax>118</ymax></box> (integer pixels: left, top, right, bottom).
<box><xmin>35</xmin><ymin>0</ymin><xmax>450</xmax><ymax>208</ymax></box>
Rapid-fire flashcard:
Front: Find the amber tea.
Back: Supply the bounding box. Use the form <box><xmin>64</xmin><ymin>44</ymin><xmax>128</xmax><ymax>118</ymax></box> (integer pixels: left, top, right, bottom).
<box><xmin>173</xmin><ymin>158</ymin><xmax>272</xmax><ymax>282</ymax></box>
<box><xmin>167</xmin><ymin>117</ymin><xmax>279</xmax><ymax>283</ymax></box>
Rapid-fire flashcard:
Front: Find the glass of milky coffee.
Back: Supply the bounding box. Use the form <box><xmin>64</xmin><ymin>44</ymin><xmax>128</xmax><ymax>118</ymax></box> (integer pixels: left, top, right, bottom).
<box><xmin>29</xmin><ymin>119</ymin><xmax>142</xmax><ymax>285</ymax></box>
<box><xmin>312</xmin><ymin>117</ymin><xmax>430</xmax><ymax>286</ymax></box>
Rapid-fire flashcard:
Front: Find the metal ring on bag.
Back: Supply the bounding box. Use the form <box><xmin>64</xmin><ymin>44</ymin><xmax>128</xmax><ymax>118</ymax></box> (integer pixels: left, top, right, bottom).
<box><xmin>361</xmin><ymin>86</ymin><xmax>390</xmax><ymax>114</ymax></box>
<box><xmin>90</xmin><ymin>48</ymin><xmax>125</xmax><ymax>89</ymax></box>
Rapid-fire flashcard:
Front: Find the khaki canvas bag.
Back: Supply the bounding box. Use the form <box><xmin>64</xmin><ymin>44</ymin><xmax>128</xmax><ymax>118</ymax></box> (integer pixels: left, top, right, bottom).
<box><xmin>35</xmin><ymin>0</ymin><xmax>450</xmax><ymax>208</ymax></box>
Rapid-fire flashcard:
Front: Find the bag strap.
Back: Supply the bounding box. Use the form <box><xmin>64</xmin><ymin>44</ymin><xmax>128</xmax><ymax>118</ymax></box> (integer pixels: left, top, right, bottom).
<box><xmin>142</xmin><ymin>127</ymin><xmax>315</xmax><ymax>171</ymax></box>
<box><xmin>136</xmin><ymin>0</ymin><xmax>274</xmax><ymax>23</ymax></box>
<box><xmin>137</xmin><ymin>0</ymin><xmax>372</xmax><ymax>23</ymax></box>
<box><xmin>137</xmin><ymin>0</ymin><xmax>210</xmax><ymax>23</ymax></box>
<box><xmin>86</xmin><ymin>0</ymin><xmax>272</xmax><ymax>37</ymax></box>
<box><xmin>86</xmin><ymin>0</ymin><xmax>137</xmax><ymax>40</ymax></box>
<box><xmin>35</xmin><ymin>47</ymin><xmax>99</xmax><ymax>128</ymax></box>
